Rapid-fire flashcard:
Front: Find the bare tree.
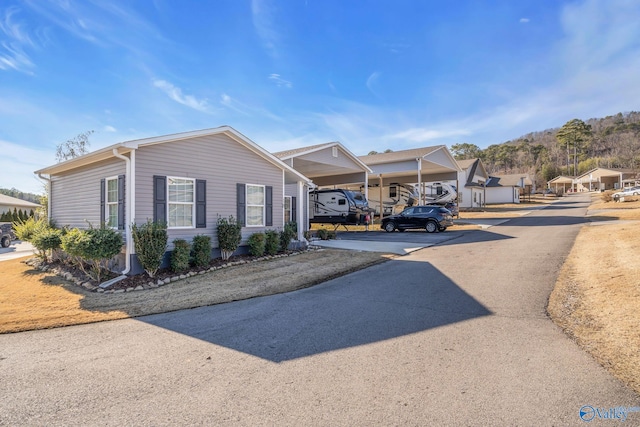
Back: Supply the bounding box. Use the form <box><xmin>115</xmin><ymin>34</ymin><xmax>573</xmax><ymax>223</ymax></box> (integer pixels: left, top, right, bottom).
<box><xmin>55</xmin><ymin>130</ymin><xmax>94</xmax><ymax>162</ymax></box>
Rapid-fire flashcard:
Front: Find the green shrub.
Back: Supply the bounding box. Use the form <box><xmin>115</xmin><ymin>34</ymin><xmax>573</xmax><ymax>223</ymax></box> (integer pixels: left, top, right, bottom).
<box><xmin>12</xmin><ymin>216</ymin><xmax>49</xmax><ymax>242</ymax></box>
<box><xmin>280</xmin><ymin>221</ymin><xmax>297</xmax><ymax>252</ymax></box>
<box><xmin>191</xmin><ymin>235</ymin><xmax>212</xmax><ymax>267</ymax></box>
<box><xmin>30</xmin><ymin>228</ymin><xmax>62</xmax><ymax>262</ymax></box>
<box><xmin>80</xmin><ymin>227</ymin><xmax>124</xmax><ymax>282</ymax></box>
<box><xmin>247</xmin><ymin>232</ymin><xmax>265</xmax><ymax>257</ymax></box>
<box><xmin>131</xmin><ymin>220</ymin><xmax>167</xmax><ymax>278</ymax></box>
<box><xmin>171</xmin><ymin>239</ymin><xmax>191</xmax><ymax>272</ymax></box>
<box><xmin>61</xmin><ymin>228</ymin><xmax>88</xmax><ymax>268</ymax></box>
<box><xmin>217</xmin><ymin>215</ymin><xmax>242</xmax><ymax>260</ymax></box>
<box><xmin>265</xmin><ymin>230</ymin><xmax>279</xmax><ymax>255</ymax></box>
<box><xmin>317</xmin><ymin>228</ymin><xmax>328</xmax><ymax>240</ymax></box>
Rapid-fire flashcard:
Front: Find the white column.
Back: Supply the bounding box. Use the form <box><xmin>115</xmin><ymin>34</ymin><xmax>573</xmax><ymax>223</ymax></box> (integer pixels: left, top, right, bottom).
<box><xmin>416</xmin><ymin>158</ymin><xmax>422</xmax><ymax>205</ymax></box>
<box><xmin>297</xmin><ymin>180</ymin><xmax>305</xmax><ymax>241</ymax></box>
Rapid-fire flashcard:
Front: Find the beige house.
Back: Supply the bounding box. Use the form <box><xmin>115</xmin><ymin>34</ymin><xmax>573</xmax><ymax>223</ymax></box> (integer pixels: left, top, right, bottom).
<box><xmin>547</xmin><ymin>176</ymin><xmax>574</xmax><ymax>194</ymax></box>
<box><xmin>574</xmin><ymin>168</ymin><xmax>637</xmax><ymax>192</ymax></box>
<box><xmin>0</xmin><ymin>194</ymin><xmax>40</xmax><ymax>217</ymax></box>
<box><xmin>35</xmin><ymin>126</ymin><xmax>311</xmax><ymax>276</ymax></box>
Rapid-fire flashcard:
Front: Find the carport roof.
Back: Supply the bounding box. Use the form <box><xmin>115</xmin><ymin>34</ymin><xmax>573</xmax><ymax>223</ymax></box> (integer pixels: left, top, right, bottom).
<box><xmin>273</xmin><ymin>141</ymin><xmax>371</xmax><ymax>185</ymax></box>
<box><xmin>360</xmin><ymin>146</ymin><xmax>443</xmax><ymax>165</ymax></box>
<box><xmin>358</xmin><ymin>145</ymin><xmax>460</xmax><ymax>180</ymax></box>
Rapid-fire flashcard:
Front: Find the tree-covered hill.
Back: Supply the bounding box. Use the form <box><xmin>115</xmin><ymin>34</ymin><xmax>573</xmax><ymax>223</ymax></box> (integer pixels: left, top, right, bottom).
<box><xmin>450</xmin><ymin>111</ymin><xmax>640</xmax><ymax>185</ymax></box>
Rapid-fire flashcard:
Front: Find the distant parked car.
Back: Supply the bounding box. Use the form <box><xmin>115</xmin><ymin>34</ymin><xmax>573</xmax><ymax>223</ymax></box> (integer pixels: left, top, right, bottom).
<box><xmin>612</xmin><ymin>186</ymin><xmax>640</xmax><ymax>200</ymax></box>
<box><xmin>0</xmin><ymin>223</ymin><xmax>12</xmax><ymax>248</ymax></box>
<box><xmin>381</xmin><ymin>205</ymin><xmax>453</xmax><ymax>233</ymax></box>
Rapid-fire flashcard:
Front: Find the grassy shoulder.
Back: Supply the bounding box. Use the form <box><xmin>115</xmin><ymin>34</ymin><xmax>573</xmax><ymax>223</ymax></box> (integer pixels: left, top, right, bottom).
<box><xmin>548</xmin><ymin>193</ymin><xmax>640</xmax><ymax>394</ymax></box>
<box><xmin>0</xmin><ymin>249</ymin><xmax>390</xmax><ymax>334</ymax></box>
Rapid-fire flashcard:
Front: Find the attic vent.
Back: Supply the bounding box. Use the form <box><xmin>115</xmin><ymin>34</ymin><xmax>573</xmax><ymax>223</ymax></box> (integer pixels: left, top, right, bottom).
<box><xmin>332</xmin><ymin>147</ymin><xmax>338</xmax><ymax>158</ymax></box>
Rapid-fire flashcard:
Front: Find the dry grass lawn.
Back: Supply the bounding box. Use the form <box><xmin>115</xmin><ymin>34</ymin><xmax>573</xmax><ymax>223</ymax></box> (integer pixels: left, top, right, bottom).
<box><xmin>548</xmin><ymin>193</ymin><xmax>640</xmax><ymax>394</ymax></box>
<box><xmin>0</xmin><ymin>249</ymin><xmax>389</xmax><ymax>334</ymax></box>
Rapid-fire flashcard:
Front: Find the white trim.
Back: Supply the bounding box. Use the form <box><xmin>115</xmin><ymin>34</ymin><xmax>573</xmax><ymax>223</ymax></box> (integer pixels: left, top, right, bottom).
<box><xmin>167</xmin><ymin>176</ymin><xmax>196</xmax><ymax>229</ymax></box>
<box><xmin>245</xmin><ymin>183</ymin><xmax>265</xmax><ymax>227</ymax></box>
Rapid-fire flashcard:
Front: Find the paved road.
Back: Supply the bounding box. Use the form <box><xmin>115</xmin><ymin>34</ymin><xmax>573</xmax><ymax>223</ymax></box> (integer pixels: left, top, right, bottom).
<box><xmin>1</xmin><ymin>194</ymin><xmax>638</xmax><ymax>426</ymax></box>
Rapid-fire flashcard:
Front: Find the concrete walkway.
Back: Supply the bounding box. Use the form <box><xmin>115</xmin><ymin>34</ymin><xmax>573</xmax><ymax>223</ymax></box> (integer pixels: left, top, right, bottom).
<box><xmin>0</xmin><ymin>240</ymin><xmax>34</xmax><ymax>261</ymax></box>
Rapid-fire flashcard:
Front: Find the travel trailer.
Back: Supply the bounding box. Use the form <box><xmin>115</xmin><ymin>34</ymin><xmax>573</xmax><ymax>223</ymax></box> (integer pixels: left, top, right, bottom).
<box><xmin>309</xmin><ymin>189</ymin><xmax>369</xmax><ymax>225</ymax></box>
<box><xmin>365</xmin><ymin>182</ymin><xmax>457</xmax><ymax>215</ymax></box>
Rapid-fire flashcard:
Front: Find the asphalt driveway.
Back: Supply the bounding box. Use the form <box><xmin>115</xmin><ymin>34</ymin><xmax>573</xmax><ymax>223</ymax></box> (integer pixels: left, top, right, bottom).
<box><xmin>0</xmin><ymin>193</ymin><xmax>637</xmax><ymax>425</ymax></box>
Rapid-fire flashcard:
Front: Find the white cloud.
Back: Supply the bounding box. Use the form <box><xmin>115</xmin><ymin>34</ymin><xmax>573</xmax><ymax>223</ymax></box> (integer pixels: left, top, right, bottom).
<box><xmin>389</xmin><ymin>128</ymin><xmax>472</xmax><ymax>143</ymax></box>
<box><xmin>519</xmin><ymin>18</ymin><xmax>530</xmax><ymax>23</ymax></box>
<box><xmin>366</xmin><ymin>72</ymin><xmax>381</xmax><ymax>97</ymax></box>
<box><xmin>220</xmin><ymin>93</ymin><xmax>250</xmax><ymax>116</ymax></box>
<box><xmin>153</xmin><ymin>79</ymin><xmax>210</xmax><ymax>113</ymax></box>
<box><xmin>251</xmin><ymin>0</ymin><xmax>280</xmax><ymax>58</ymax></box>
<box><xmin>268</xmin><ymin>73</ymin><xmax>292</xmax><ymax>88</ymax></box>
<box><xmin>103</xmin><ymin>125</ymin><xmax>117</xmax><ymax>132</ymax></box>
<box><xmin>0</xmin><ymin>8</ymin><xmax>36</xmax><ymax>74</ymax></box>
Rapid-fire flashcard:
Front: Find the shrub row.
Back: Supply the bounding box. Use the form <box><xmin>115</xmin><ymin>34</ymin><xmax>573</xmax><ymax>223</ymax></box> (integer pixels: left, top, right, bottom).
<box><xmin>16</xmin><ymin>215</ymin><xmax>299</xmax><ymax>283</ymax></box>
<box><xmin>247</xmin><ymin>222</ymin><xmax>298</xmax><ymax>257</ymax></box>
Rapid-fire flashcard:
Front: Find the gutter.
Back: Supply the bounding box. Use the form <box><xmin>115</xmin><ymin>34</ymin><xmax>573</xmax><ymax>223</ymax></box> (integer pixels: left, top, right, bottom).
<box><xmin>37</xmin><ymin>173</ymin><xmax>51</xmax><ymax>219</ymax></box>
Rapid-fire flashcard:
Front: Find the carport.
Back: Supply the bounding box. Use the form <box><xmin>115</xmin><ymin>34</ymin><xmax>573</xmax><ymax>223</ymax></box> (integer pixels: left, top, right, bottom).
<box><xmin>574</xmin><ymin>168</ymin><xmax>637</xmax><ymax>192</ymax></box>
<box><xmin>274</xmin><ymin>142</ymin><xmax>372</xmax><ymax>192</ymax></box>
<box><xmin>358</xmin><ymin>146</ymin><xmax>460</xmax><ymax>220</ymax></box>
<box><xmin>547</xmin><ymin>175</ymin><xmax>574</xmax><ymax>194</ymax></box>
<box><xmin>274</xmin><ymin>143</ymin><xmax>372</xmax><ymax>228</ymax></box>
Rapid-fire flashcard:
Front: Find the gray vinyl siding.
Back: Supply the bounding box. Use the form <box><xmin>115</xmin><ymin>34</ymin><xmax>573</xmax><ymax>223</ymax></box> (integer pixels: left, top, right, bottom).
<box><xmin>50</xmin><ymin>159</ymin><xmax>125</xmax><ymax>229</ymax></box>
<box><xmin>135</xmin><ymin>134</ymin><xmax>285</xmax><ymax>248</ymax></box>
<box><xmin>298</xmin><ymin>148</ymin><xmax>359</xmax><ymax>169</ymax></box>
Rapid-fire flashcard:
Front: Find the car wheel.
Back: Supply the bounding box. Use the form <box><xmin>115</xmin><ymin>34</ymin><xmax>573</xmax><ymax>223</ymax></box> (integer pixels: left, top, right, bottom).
<box><xmin>634</xmin><ymin>192</ymin><xmax>639</xmax><ymax>196</ymax></box>
<box><xmin>1</xmin><ymin>236</ymin><xmax>10</xmax><ymax>248</ymax></box>
<box><xmin>384</xmin><ymin>222</ymin><xmax>396</xmax><ymax>232</ymax></box>
<box><xmin>425</xmin><ymin>221</ymin><xmax>437</xmax><ymax>233</ymax></box>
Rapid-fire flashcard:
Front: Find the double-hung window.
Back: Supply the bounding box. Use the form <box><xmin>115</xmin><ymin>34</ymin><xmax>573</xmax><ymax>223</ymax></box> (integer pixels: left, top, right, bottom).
<box><xmin>246</xmin><ymin>184</ymin><xmax>265</xmax><ymax>226</ymax></box>
<box><xmin>168</xmin><ymin>177</ymin><xmax>195</xmax><ymax>228</ymax></box>
<box><xmin>105</xmin><ymin>177</ymin><xmax>119</xmax><ymax>228</ymax></box>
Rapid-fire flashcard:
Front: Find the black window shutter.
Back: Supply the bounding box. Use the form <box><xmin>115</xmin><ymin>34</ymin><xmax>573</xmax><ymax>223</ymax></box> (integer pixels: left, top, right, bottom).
<box><xmin>236</xmin><ymin>183</ymin><xmax>246</xmax><ymax>226</ymax></box>
<box><xmin>291</xmin><ymin>196</ymin><xmax>297</xmax><ymax>224</ymax></box>
<box><xmin>196</xmin><ymin>179</ymin><xmax>206</xmax><ymax>228</ymax></box>
<box><xmin>265</xmin><ymin>186</ymin><xmax>273</xmax><ymax>226</ymax></box>
<box><xmin>117</xmin><ymin>175</ymin><xmax>125</xmax><ymax>230</ymax></box>
<box><xmin>100</xmin><ymin>179</ymin><xmax>106</xmax><ymax>225</ymax></box>
<box><xmin>153</xmin><ymin>175</ymin><xmax>167</xmax><ymax>223</ymax></box>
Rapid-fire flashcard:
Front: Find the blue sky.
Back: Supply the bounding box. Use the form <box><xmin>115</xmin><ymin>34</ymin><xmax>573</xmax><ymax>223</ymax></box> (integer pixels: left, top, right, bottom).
<box><xmin>1</xmin><ymin>0</ymin><xmax>640</xmax><ymax>194</ymax></box>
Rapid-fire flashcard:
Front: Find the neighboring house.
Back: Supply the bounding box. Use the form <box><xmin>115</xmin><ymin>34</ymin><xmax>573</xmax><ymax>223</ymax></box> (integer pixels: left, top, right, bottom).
<box><xmin>547</xmin><ymin>175</ymin><xmax>574</xmax><ymax>194</ymax></box>
<box><xmin>485</xmin><ymin>174</ymin><xmax>533</xmax><ymax>204</ymax></box>
<box><xmin>0</xmin><ymin>193</ymin><xmax>40</xmax><ymax>217</ymax></box>
<box><xmin>35</xmin><ymin>126</ymin><xmax>311</xmax><ymax>276</ymax></box>
<box><xmin>574</xmin><ymin>168</ymin><xmax>637</xmax><ymax>192</ymax></box>
<box><xmin>456</xmin><ymin>158</ymin><xmax>488</xmax><ymax>208</ymax></box>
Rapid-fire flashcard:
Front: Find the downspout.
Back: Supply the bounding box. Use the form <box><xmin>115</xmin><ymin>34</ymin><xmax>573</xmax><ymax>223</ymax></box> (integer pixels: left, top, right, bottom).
<box><xmin>37</xmin><ymin>174</ymin><xmax>51</xmax><ymax>220</ymax></box>
<box><xmin>112</xmin><ymin>148</ymin><xmax>132</xmax><ymax>276</ymax></box>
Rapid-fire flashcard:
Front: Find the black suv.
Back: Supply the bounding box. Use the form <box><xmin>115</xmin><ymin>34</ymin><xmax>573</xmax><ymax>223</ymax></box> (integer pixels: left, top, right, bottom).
<box><xmin>381</xmin><ymin>205</ymin><xmax>453</xmax><ymax>233</ymax></box>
